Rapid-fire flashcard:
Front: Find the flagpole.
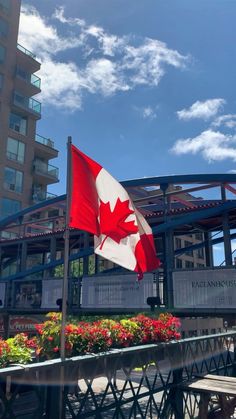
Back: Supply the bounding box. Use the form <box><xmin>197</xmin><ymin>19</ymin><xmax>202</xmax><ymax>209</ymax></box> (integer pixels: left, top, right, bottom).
<box><xmin>60</xmin><ymin>135</ymin><xmax>72</xmax><ymax>360</ymax></box>
<box><xmin>59</xmin><ymin>136</ymin><xmax>72</xmax><ymax>419</ymax></box>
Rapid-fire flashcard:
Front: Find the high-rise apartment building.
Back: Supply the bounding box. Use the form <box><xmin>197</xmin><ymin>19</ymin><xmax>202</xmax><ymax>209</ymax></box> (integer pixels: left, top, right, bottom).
<box><xmin>0</xmin><ymin>0</ymin><xmax>58</xmax><ymax>219</ymax></box>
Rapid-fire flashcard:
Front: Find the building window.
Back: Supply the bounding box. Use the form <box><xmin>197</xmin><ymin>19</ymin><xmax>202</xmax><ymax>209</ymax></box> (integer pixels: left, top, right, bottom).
<box><xmin>0</xmin><ymin>43</ymin><xmax>5</xmax><ymax>63</ymax></box>
<box><xmin>0</xmin><ymin>17</ymin><xmax>8</xmax><ymax>37</ymax></box>
<box><xmin>195</xmin><ymin>232</ymin><xmax>203</xmax><ymax>241</ymax></box>
<box><xmin>4</xmin><ymin>167</ymin><xmax>23</xmax><ymax>193</ymax></box>
<box><xmin>185</xmin><ymin>260</ymin><xmax>194</xmax><ymax>268</ymax></box>
<box><xmin>185</xmin><ymin>240</ymin><xmax>193</xmax><ymax>256</ymax></box>
<box><xmin>9</xmin><ymin>112</ymin><xmax>27</xmax><ymax>135</ymax></box>
<box><xmin>197</xmin><ymin>263</ymin><xmax>205</xmax><ymax>268</ymax></box>
<box><xmin>1</xmin><ymin>230</ymin><xmax>17</xmax><ymax>239</ymax></box>
<box><xmin>175</xmin><ymin>238</ymin><xmax>182</xmax><ymax>249</ymax></box>
<box><xmin>197</xmin><ymin>247</ymin><xmax>204</xmax><ymax>259</ymax></box>
<box><xmin>7</xmin><ymin>137</ymin><xmax>25</xmax><ymax>164</ymax></box>
<box><xmin>1</xmin><ymin>198</ymin><xmax>21</xmax><ymax>218</ymax></box>
<box><xmin>176</xmin><ymin>258</ymin><xmax>182</xmax><ymax>268</ymax></box>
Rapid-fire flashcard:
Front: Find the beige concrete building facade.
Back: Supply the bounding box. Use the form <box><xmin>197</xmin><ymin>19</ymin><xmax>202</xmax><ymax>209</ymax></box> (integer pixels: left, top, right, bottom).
<box><xmin>0</xmin><ymin>0</ymin><xmax>58</xmax><ymax>221</ymax></box>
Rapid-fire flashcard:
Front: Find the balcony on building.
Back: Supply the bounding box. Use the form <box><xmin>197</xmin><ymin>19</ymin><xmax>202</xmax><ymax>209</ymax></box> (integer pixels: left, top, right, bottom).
<box><xmin>32</xmin><ymin>185</ymin><xmax>57</xmax><ymax>203</ymax></box>
<box><xmin>33</xmin><ymin>158</ymin><xmax>59</xmax><ymax>185</ymax></box>
<box><xmin>34</xmin><ymin>134</ymin><xmax>58</xmax><ymax>160</ymax></box>
<box><xmin>16</xmin><ymin>43</ymin><xmax>40</xmax><ymax>73</ymax></box>
<box><xmin>13</xmin><ymin>91</ymin><xmax>41</xmax><ymax>119</ymax></box>
<box><xmin>15</xmin><ymin>65</ymin><xmax>41</xmax><ymax>96</ymax></box>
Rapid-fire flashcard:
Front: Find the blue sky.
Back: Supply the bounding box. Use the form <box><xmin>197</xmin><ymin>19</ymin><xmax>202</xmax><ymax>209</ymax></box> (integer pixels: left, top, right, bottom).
<box><xmin>19</xmin><ymin>0</ymin><xmax>236</xmax><ymax>197</ymax></box>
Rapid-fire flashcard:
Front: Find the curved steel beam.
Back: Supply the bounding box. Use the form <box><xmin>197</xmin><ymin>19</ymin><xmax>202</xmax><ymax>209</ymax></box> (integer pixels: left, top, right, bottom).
<box><xmin>153</xmin><ymin>200</ymin><xmax>236</xmax><ymax>234</ymax></box>
<box><xmin>122</xmin><ymin>173</ymin><xmax>236</xmax><ymax>188</ymax></box>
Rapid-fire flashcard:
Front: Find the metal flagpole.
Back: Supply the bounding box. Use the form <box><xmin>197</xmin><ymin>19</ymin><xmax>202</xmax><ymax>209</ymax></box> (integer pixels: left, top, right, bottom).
<box><xmin>59</xmin><ymin>136</ymin><xmax>72</xmax><ymax>418</ymax></box>
<box><xmin>60</xmin><ymin>135</ymin><xmax>72</xmax><ymax>359</ymax></box>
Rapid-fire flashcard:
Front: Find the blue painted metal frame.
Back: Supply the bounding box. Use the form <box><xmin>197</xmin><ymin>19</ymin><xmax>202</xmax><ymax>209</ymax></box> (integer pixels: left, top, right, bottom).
<box><xmin>0</xmin><ymin>194</ymin><xmax>66</xmax><ymax>228</ymax></box>
<box><xmin>153</xmin><ymin>200</ymin><xmax>236</xmax><ymax>234</ymax></box>
<box><xmin>121</xmin><ymin>173</ymin><xmax>236</xmax><ymax>187</ymax></box>
<box><xmin>1</xmin><ymin>172</ymin><xmax>236</xmax><ymax>230</ymax></box>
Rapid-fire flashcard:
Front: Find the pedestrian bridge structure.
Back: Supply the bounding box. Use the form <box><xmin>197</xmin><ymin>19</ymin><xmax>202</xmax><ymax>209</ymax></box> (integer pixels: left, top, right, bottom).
<box><xmin>0</xmin><ymin>173</ymin><xmax>236</xmax><ymax>324</ymax></box>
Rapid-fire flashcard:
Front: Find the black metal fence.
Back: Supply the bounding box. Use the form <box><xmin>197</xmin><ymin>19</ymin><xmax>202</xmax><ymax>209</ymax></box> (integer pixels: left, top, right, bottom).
<box><xmin>0</xmin><ymin>331</ymin><xmax>235</xmax><ymax>418</ymax></box>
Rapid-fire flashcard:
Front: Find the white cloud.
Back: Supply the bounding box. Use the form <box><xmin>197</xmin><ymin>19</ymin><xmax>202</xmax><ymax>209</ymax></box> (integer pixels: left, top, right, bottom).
<box><xmin>52</xmin><ymin>6</ymin><xmax>85</xmax><ymax>27</ymax></box>
<box><xmin>171</xmin><ymin>129</ymin><xmax>236</xmax><ymax>162</ymax></box>
<box><xmin>143</xmin><ymin>107</ymin><xmax>157</xmax><ymax>120</ymax></box>
<box><xmin>19</xmin><ymin>5</ymin><xmax>189</xmax><ymax>112</ymax></box>
<box><xmin>177</xmin><ymin>99</ymin><xmax>225</xmax><ymax>121</ymax></box>
<box><xmin>212</xmin><ymin>114</ymin><xmax>236</xmax><ymax>129</ymax></box>
<box><xmin>19</xmin><ymin>5</ymin><xmax>83</xmax><ymax>57</ymax></box>
<box><xmin>81</xmin><ymin>59</ymin><xmax>130</xmax><ymax>96</ymax></box>
<box><xmin>39</xmin><ymin>59</ymin><xmax>83</xmax><ymax>110</ymax></box>
<box><xmin>122</xmin><ymin>39</ymin><xmax>188</xmax><ymax>87</ymax></box>
<box><xmin>135</xmin><ymin>106</ymin><xmax>158</xmax><ymax>120</ymax></box>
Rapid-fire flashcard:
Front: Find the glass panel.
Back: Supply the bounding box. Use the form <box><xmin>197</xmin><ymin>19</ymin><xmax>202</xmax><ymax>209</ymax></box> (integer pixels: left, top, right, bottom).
<box><xmin>35</xmin><ymin>134</ymin><xmax>54</xmax><ymax>148</ymax></box>
<box><xmin>30</xmin><ymin>73</ymin><xmax>41</xmax><ymax>88</ymax></box>
<box><xmin>4</xmin><ymin>167</ymin><xmax>23</xmax><ymax>193</ymax></box>
<box><xmin>18</xmin><ymin>141</ymin><xmax>25</xmax><ymax>163</ymax></box>
<box><xmin>1</xmin><ymin>230</ymin><xmax>17</xmax><ymax>239</ymax></box>
<box><xmin>4</xmin><ymin>167</ymin><xmax>14</xmax><ymax>184</ymax></box>
<box><xmin>33</xmin><ymin>159</ymin><xmax>59</xmax><ymax>179</ymax></box>
<box><xmin>17</xmin><ymin>43</ymin><xmax>36</xmax><ymax>59</ymax></box>
<box><xmin>9</xmin><ymin>112</ymin><xmax>27</xmax><ymax>135</ymax></box>
<box><xmin>7</xmin><ymin>138</ymin><xmax>18</xmax><ymax>160</ymax></box>
<box><xmin>15</xmin><ymin>171</ymin><xmax>23</xmax><ymax>192</ymax></box>
<box><xmin>0</xmin><ymin>17</ymin><xmax>8</xmax><ymax>37</ymax></box>
<box><xmin>16</xmin><ymin>67</ymin><xmax>41</xmax><ymax>88</ymax></box>
<box><xmin>1</xmin><ymin>197</ymin><xmax>21</xmax><ymax>218</ymax></box>
<box><xmin>16</xmin><ymin>66</ymin><xmax>29</xmax><ymax>82</ymax></box>
<box><xmin>13</xmin><ymin>92</ymin><xmax>41</xmax><ymax>115</ymax></box>
<box><xmin>7</xmin><ymin>138</ymin><xmax>25</xmax><ymax>164</ymax></box>
<box><xmin>0</xmin><ymin>44</ymin><xmax>5</xmax><ymax>63</ymax></box>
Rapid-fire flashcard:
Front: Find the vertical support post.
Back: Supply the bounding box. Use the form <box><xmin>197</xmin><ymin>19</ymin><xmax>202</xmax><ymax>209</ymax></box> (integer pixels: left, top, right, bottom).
<box><xmin>163</xmin><ymin>342</ymin><xmax>184</xmax><ymax>418</ymax></box>
<box><xmin>204</xmin><ymin>232</ymin><xmax>213</xmax><ymax>267</ymax></box>
<box><xmin>221</xmin><ymin>185</ymin><xmax>232</xmax><ymax>266</ymax></box>
<box><xmin>83</xmin><ymin>233</ymin><xmax>90</xmax><ymax>275</ymax></box>
<box><xmin>0</xmin><ymin>246</ymin><xmax>2</xmax><ymax>278</ymax></box>
<box><xmin>50</xmin><ymin>236</ymin><xmax>57</xmax><ymax>277</ymax></box>
<box><xmin>232</xmin><ymin>336</ymin><xmax>236</xmax><ymax>377</ymax></box>
<box><xmin>20</xmin><ymin>241</ymin><xmax>27</xmax><ymax>272</ymax></box>
<box><xmin>161</xmin><ymin>183</ymin><xmax>174</xmax><ymax>309</ymax></box>
<box><xmin>60</xmin><ymin>136</ymin><xmax>72</xmax><ymax>359</ymax></box>
<box><xmin>59</xmin><ymin>136</ymin><xmax>72</xmax><ymax>419</ymax></box>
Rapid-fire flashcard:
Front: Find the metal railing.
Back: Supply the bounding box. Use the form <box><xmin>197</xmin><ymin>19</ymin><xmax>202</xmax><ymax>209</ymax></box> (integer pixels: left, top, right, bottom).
<box><xmin>0</xmin><ymin>331</ymin><xmax>235</xmax><ymax>418</ymax></box>
<box><xmin>17</xmin><ymin>43</ymin><xmax>36</xmax><ymax>60</ymax></box>
<box><xmin>32</xmin><ymin>188</ymin><xmax>57</xmax><ymax>203</ymax></box>
<box><xmin>33</xmin><ymin>159</ymin><xmax>59</xmax><ymax>180</ymax></box>
<box><xmin>13</xmin><ymin>91</ymin><xmax>41</xmax><ymax>115</ymax></box>
<box><xmin>35</xmin><ymin>133</ymin><xmax>55</xmax><ymax>149</ymax></box>
<box><xmin>6</xmin><ymin>150</ymin><xmax>24</xmax><ymax>164</ymax></box>
<box><xmin>16</xmin><ymin>66</ymin><xmax>41</xmax><ymax>89</ymax></box>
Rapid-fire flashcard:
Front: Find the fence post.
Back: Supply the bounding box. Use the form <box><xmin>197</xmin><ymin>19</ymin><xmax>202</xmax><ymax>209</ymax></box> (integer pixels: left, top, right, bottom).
<box><xmin>232</xmin><ymin>335</ymin><xmax>236</xmax><ymax>377</ymax></box>
<box><xmin>46</xmin><ymin>384</ymin><xmax>62</xmax><ymax>419</ymax></box>
<box><xmin>166</xmin><ymin>342</ymin><xmax>184</xmax><ymax>418</ymax></box>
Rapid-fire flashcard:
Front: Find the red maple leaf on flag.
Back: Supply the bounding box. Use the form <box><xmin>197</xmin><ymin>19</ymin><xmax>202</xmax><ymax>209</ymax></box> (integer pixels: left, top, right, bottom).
<box><xmin>99</xmin><ymin>198</ymin><xmax>138</xmax><ymax>248</ymax></box>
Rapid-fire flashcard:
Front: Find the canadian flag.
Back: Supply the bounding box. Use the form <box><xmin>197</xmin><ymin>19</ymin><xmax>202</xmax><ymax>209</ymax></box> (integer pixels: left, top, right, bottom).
<box><xmin>69</xmin><ymin>145</ymin><xmax>160</xmax><ymax>277</ymax></box>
